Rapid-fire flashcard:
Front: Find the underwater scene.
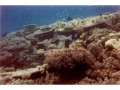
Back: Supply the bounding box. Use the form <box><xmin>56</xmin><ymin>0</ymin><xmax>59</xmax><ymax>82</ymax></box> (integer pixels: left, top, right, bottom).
<box><xmin>0</xmin><ymin>5</ymin><xmax>120</xmax><ymax>84</ymax></box>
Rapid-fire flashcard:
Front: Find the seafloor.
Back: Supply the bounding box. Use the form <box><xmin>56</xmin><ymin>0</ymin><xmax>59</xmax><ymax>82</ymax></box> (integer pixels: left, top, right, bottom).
<box><xmin>0</xmin><ymin>11</ymin><xmax>120</xmax><ymax>84</ymax></box>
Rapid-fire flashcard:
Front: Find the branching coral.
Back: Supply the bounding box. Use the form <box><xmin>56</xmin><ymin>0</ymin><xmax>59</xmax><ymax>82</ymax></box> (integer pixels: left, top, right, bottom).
<box><xmin>44</xmin><ymin>48</ymin><xmax>96</xmax><ymax>84</ymax></box>
<box><xmin>45</xmin><ymin>48</ymin><xmax>95</xmax><ymax>70</ymax></box>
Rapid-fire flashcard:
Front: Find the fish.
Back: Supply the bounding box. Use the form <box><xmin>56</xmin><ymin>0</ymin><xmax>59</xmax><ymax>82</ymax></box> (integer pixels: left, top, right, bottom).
<box><xmin>67</xmin><ymin>16</ymin><xmax>73</xmax><ymax>21</ymax></box>
<box><xmin>56</xmin><ymin>34</ymin><xmax>72</xmax><ymax>41</ymax></box>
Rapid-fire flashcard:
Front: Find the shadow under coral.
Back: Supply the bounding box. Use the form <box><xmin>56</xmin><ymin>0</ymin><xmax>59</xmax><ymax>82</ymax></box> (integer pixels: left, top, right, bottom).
<box><xmin>59</xmin><ymin>63</ymin><xmax>90</xmax><ymax>84</ymax></box>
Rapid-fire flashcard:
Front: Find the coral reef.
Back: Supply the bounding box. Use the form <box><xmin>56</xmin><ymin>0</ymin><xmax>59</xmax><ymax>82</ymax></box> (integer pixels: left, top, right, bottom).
<box><xmin>1</xmin><ymin>11</ymin><xmax>120</xmax><ymax>84</ymax></box>
<box><xmin>44</xmin><ymin>48</ymin><xmax>95</xmax><ymax>84</ymax></box>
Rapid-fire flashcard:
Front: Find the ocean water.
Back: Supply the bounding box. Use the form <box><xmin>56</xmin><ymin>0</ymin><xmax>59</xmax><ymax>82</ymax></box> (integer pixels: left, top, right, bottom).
<box><xmin>1</xmin><ymin>6</ymin><xmax>120</xmax><ymax>34</ymax></box>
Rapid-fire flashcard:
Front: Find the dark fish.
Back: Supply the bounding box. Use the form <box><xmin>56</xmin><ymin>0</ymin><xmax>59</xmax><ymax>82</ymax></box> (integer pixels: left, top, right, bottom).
<box><xmin>67</xmin><ymin>16</ymin><xmax>73</xmax><ymax>21</ymax></box>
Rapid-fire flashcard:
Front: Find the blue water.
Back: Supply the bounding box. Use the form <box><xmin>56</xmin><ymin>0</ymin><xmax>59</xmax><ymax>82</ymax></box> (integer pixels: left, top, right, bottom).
<box><xmin>1</xmin><ymin>6</ymin><xmax>120</xmax><ymax>33</ymax></box>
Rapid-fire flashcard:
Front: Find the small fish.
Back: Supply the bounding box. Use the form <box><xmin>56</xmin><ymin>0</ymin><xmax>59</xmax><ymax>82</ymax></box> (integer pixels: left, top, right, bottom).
<box><xmin>67</xmin><ymin>16</ymin><xmax>73</xmax><ymax>21</ymax></box>
<box><xmin>57</xmin><ymin>35</ymin><xmax>72</xmax><ymax>41</ymax></box>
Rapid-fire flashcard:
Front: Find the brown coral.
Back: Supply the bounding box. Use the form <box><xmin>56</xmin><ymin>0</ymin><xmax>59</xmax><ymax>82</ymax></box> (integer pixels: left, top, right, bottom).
<box><xmin>44</xmin><ymin>48</ymin><xmax>95</xmax><ymax>84</ymax></box>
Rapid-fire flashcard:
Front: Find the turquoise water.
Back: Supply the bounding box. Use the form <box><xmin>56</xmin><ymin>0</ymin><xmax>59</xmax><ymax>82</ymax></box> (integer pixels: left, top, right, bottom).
<box><xmin>1</xmin><ymin>6</ymin><xmax>120</xmax><ymax>33</ymax></box>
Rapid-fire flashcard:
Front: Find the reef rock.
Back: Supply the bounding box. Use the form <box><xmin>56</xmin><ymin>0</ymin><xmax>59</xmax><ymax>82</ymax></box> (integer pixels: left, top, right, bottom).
<box><xmin>105</xmin><ymin>38</ymin><xmax>120</xmax><ymax>51</ymax></box>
